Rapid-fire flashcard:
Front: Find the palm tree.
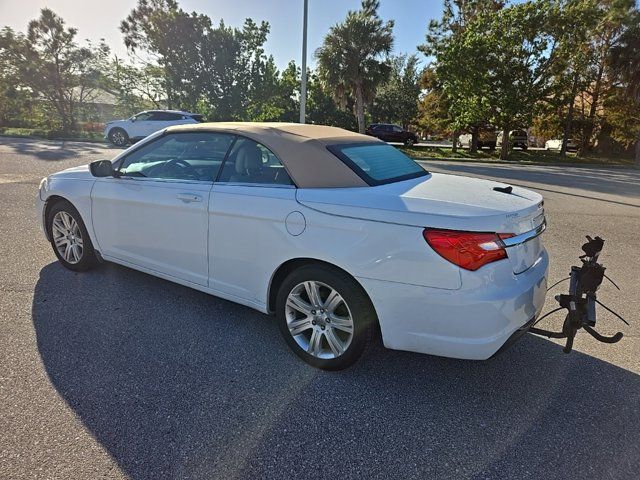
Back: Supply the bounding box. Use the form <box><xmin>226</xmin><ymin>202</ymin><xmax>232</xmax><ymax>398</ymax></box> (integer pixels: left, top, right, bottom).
<box><xmin>609</xmin><ymin>13</ymin><xmax>640</xmax><ymax>165</ymax></box>
<box><xmin>315</xmin><ymin>0</ymin><xmax>394</xmax><ymax>133</ymax></box>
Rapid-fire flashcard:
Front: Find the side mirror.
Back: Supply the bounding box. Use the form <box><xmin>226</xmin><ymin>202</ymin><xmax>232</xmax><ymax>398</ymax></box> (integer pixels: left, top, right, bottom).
<box><xmin>89</xmin><ymin>160</ymin><xmax>116</xmax><ymax>177</ymax></box>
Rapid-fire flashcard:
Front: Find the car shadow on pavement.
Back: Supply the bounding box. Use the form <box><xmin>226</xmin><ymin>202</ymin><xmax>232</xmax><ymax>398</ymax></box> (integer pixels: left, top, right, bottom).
<box><xmin>32</xmin><ymin>262</ymin><xmax>640</xmax><ymax>480</ymax></box>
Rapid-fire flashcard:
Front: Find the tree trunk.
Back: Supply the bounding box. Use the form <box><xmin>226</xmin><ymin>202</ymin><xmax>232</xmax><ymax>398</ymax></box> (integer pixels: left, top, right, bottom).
<box><xmin>500</xmin><ymin>127</ymin><xmax>510</xmax><ymax>160</ymax></box>
<box><xmin>635</xmin><ymin>129</ymin><xmax>640</xmax><ymax>168</ymax></box>
<box><xmin>165</xmin><ymin>76</ymin><xmax>174</xmax><ymax>110</ymax></box>
<box><xmin>68</xmin><ymin>100</ymin><xmax>76</xmax><ymax>134</ymax></box>
<box><xmin>451</xmin><ymin>129</ymin><xmax>459</xmax><ymax>153</ymax></box>
<box><xmin>581</xmin><ymin>36</ymin><xmax>610</xmax><ymax>155</ymax></box>
<box><xmin>561</xmin><ymin>74</ymin><xmax>579</xmax><ymax>156</ymax></box>
<box><xmin>560</xmin><ymin>99</ymin><xmax>575</xmax><ymax>157</ymax></box>
<box><xmin>580</xmin><ymin>66</ymin><xmax>604</xmax><ymax>154</ymax></box>
<box><xmin>470</xmin><ymin>125</ymin><xmax>479</xmax><ymax>154</ymax></box>
<box><xmin>354</xmin><ymin>81</ymin><xmax>366</xmax><ymax>134</ymax></box>
<box><xmin>54</xmin><ymin>99</ymin><xmax>71</xmax><ymax>135</ymax></box>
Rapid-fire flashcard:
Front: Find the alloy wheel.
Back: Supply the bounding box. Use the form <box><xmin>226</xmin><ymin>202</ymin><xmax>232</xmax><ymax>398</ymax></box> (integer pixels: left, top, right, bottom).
<box><xmin>51</xmin><ymin>211</ymin><xmax>83</xmax><ymax>264</ymax></box>
<box><xmin>285</xmin><ymin>281</ymin><xmax>354</xmax><ymax>359</ymax></box>
<box><xmin>111</xmin><ymin>130</ymin><xmax>126</xmax><ymax>146</ymax></box>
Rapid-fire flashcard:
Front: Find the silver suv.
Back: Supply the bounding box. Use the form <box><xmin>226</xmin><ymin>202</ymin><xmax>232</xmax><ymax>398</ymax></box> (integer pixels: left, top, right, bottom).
<box><xmin>104</xmin><ymin>110</ymin><xmax>204</xmax><ymax>146</ymax></box>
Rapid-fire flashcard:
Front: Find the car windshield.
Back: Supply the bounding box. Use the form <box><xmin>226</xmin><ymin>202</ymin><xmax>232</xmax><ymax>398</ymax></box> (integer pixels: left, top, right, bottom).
<box><xmin>328</xmin><ymin>143</ymin><xmax>428</xmax><ymax>185</ymax></box>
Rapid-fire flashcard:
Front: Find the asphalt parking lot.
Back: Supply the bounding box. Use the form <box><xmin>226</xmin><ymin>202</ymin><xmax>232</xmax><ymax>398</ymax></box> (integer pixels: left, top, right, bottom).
<box><xmin>1</xmin><ymin>137</ymin><xmax>639</xmax><ymax>480</ymax></box>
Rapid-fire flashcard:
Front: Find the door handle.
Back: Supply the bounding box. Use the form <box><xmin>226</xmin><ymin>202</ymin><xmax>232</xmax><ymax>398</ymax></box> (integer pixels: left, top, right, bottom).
<box><xmin>176</xmin><ymin>193</ymin><xmax>202</xmax><ymax>203</ymax></box>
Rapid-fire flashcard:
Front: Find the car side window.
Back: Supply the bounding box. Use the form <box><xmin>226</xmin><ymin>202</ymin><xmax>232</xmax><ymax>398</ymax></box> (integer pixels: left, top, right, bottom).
<box><xmin>118</xmin><ymin>132</ymin><xmax>234</xmax><ymax>182</ymax></box>
<box><xmin>139</xmin><ymin>112</ymin><xmax>157</xmax><ymax>121</ymax></box>
<box><xmin>148</xmin><ymin>112</ymin><xmax>171</xmax><ymax>121</ymax></box>
<box><xmin>217</xmin><ymin>136</ymin><xmax>293</xmax><ymax>186</ymax></box>
<box><xmin>134</xmin><ymin>112</ymin><xmax>153</xmax><ymax>121</ymax></box>
<box><xmin>159</xmin><ymin>112</ymin><xmax>184</xmax><ymax>121</ymax></box>
<box><xmin>392</xmin><ymin>125</ymin><xmax>403</xmax><ymax>132</ymax></box>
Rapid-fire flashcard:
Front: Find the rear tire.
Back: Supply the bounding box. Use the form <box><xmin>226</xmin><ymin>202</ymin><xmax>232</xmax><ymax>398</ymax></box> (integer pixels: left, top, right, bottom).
<box><xmin>276</xmin><ymin>264</ymin><xmax>376</xmax><ymax>370</ymax></box>
<box><xmin>47</xmin><ymin>200</ymin><xmax>98</xmax><ymax>272</ymax></box>
<box><xmin>404</xmin><ymin>138</ymin><xmax>415</xmax><ymax>147</ymax></box>
<box><xmin>108</xmin><ymin>127</ymin><xmax>129</xmax><ymax>147</ymax></box>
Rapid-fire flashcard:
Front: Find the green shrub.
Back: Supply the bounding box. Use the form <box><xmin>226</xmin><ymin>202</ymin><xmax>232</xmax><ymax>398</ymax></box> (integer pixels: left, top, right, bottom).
<box><xmin>0</xmin><ymin>127</ymin><xmax>104</xmax><ymax>142</ymax></box>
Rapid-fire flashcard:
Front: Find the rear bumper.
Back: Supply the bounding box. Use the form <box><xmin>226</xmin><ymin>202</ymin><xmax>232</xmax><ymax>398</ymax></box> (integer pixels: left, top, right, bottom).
<box><xmin>489</xmin><ymin>316</ymin><xmax>537</xmax><ymax>358</ymax></box>
<box><xmin>357</xmin><ymin>248</ymin><xmax>549</xmax><ymax>360</ymax></box>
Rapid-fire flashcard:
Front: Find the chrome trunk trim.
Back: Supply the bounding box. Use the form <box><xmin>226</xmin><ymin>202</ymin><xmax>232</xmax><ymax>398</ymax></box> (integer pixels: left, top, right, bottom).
<box><xmin>502</xmin><ymin>219</ymin><xmax>546</xmax><ymax>248</ymax></box>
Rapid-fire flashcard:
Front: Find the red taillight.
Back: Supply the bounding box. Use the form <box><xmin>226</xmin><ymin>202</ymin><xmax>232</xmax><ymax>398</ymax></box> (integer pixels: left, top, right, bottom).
<box><xmin>423</xmin><ymin>229</ymin><xmax>514</xmax><ymax>271</ymax></box>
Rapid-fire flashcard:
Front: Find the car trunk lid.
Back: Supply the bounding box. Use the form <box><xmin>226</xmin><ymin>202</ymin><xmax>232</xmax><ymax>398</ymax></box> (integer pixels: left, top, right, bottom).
<box><xmin>296</xmin><ymin>173</ymin><xmax>545</xmax><ymax>274</ymax></box>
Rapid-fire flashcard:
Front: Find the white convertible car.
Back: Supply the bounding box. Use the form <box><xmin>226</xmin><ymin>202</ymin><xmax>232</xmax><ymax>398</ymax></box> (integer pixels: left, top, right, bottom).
<box><xmin>37</xmin><ymin>123</ymin><xmax>548</xmax><ymax>369</ymax></box>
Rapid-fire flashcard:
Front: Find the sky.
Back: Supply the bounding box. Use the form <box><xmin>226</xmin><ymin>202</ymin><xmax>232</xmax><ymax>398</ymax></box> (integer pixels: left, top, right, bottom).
<box><xmin>0</xmin><ymin>0</ymin><xmax>443</xmax><ymax>69</ymax></box>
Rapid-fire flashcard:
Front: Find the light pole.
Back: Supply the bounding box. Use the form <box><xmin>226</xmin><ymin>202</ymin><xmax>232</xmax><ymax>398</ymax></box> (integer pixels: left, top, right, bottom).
<box><xmin>299</xmin><ymin>0</ymin><xmax>308</xmax><ymax>124</ymax></box>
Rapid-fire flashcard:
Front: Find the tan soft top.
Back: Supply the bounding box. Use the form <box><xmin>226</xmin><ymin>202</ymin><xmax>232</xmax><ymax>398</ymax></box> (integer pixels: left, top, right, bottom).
<box><xmin>167</xmin><ymin>122</ymin><xmax>382</xmax><ymax>188</ymax></box>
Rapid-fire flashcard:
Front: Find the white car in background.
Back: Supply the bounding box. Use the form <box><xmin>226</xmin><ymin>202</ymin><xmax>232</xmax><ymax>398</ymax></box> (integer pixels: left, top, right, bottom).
<box><xmin>37</xmin><ymin>123</ymin><xmax>548</xmax><ymax>370</ymax></box>
<box><xmin>104</xmin><ymin>110</ymin><xmax>204</xmax><ymax>146</ymax></box>
<box><xmin>545</xmin><ymin>138</ymin><xmax>578</xmax><ymax>151</ymax></box>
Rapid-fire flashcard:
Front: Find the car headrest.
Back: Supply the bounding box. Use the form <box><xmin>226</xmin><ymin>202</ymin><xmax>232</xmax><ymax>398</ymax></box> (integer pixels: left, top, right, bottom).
<box><xmin>235</xmin><ymin>144</ymin><xmax>262</xmax><ymax>175</ymax></box>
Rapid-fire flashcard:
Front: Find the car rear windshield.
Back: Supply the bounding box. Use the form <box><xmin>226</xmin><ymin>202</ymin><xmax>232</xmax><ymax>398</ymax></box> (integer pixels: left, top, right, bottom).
<box><xmin>327</xmin><ymin>143</ymin><xmax>428</xmax><ymax>185</ymax></box>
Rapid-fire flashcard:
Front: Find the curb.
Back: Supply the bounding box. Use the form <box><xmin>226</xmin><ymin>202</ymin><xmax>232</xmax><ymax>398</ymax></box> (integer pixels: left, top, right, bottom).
<box><xmin>410</xmin><ymin>156</ymin><xmax>637</xmax><ymax>170</ymax></box>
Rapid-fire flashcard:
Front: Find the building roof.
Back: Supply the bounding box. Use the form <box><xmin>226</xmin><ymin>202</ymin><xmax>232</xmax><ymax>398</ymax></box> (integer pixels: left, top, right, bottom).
<box><xmin>167</xmin><ymin>122</ymin><xmax>382</xmax><ymax>188</ymax></box>
<box><xmin>65</xmin><ymin>87</ymin><xmax>118</xmax><ymax>105</ymax></box>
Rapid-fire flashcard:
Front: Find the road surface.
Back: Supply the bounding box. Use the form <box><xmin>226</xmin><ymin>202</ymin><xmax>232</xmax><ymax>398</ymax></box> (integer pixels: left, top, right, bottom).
<box><xmin>1</xmin><ymin>137</ymin><xmax>639</xmax><ymax>479</ymax></box>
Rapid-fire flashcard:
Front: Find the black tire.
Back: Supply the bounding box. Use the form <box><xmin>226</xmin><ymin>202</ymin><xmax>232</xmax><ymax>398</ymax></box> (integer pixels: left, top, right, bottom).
<box><xmin>404</xmin><ymin>138</ymin><xmax>415</xmax><ymax>147</ymax></box>
<box><xmin>47</xmin><ymin>200</ymin><xmax>98</xmax><ymax>272</ymax></box>
<box><xmin>522</xmin><ymin>145</ymin><xmax>528</xmax><ymax>151</ymax></box>
<box><xmin>276</xmin><ymin>264</ymin><xmax>376</xmax><ymax>370</ymax></box>
<box><xmin>108</xmin><ymin>127</ymin><xmax>129</xmax><ymax>147</ymax></box>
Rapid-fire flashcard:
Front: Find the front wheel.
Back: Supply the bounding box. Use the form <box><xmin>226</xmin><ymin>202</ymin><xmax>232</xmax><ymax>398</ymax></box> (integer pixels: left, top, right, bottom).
<box><xmin>404</xmin><ymin>138</ymin><xmax>415</xmax><ymax>147</ymax></box>
<box><xmin>108</xmin><ymin>127</ymin><xmax>129</xmax><ymax>147</ymax></box>
<box><xmin>47</xmin><ymin>200</ymin><xmax>98</xmax><ymax>271</ymax></box>
<box><xmin>276</xmin><ymin>264</ymin><xmax>376</xmax><ymax>370</ymax></box>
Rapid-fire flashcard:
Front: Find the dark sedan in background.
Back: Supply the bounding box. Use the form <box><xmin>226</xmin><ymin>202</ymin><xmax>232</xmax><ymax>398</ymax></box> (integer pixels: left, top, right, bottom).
<box><xmin>366</xmin><ymin>123</ymin><xmax>419</xmax><ymax>146</ymax></box>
